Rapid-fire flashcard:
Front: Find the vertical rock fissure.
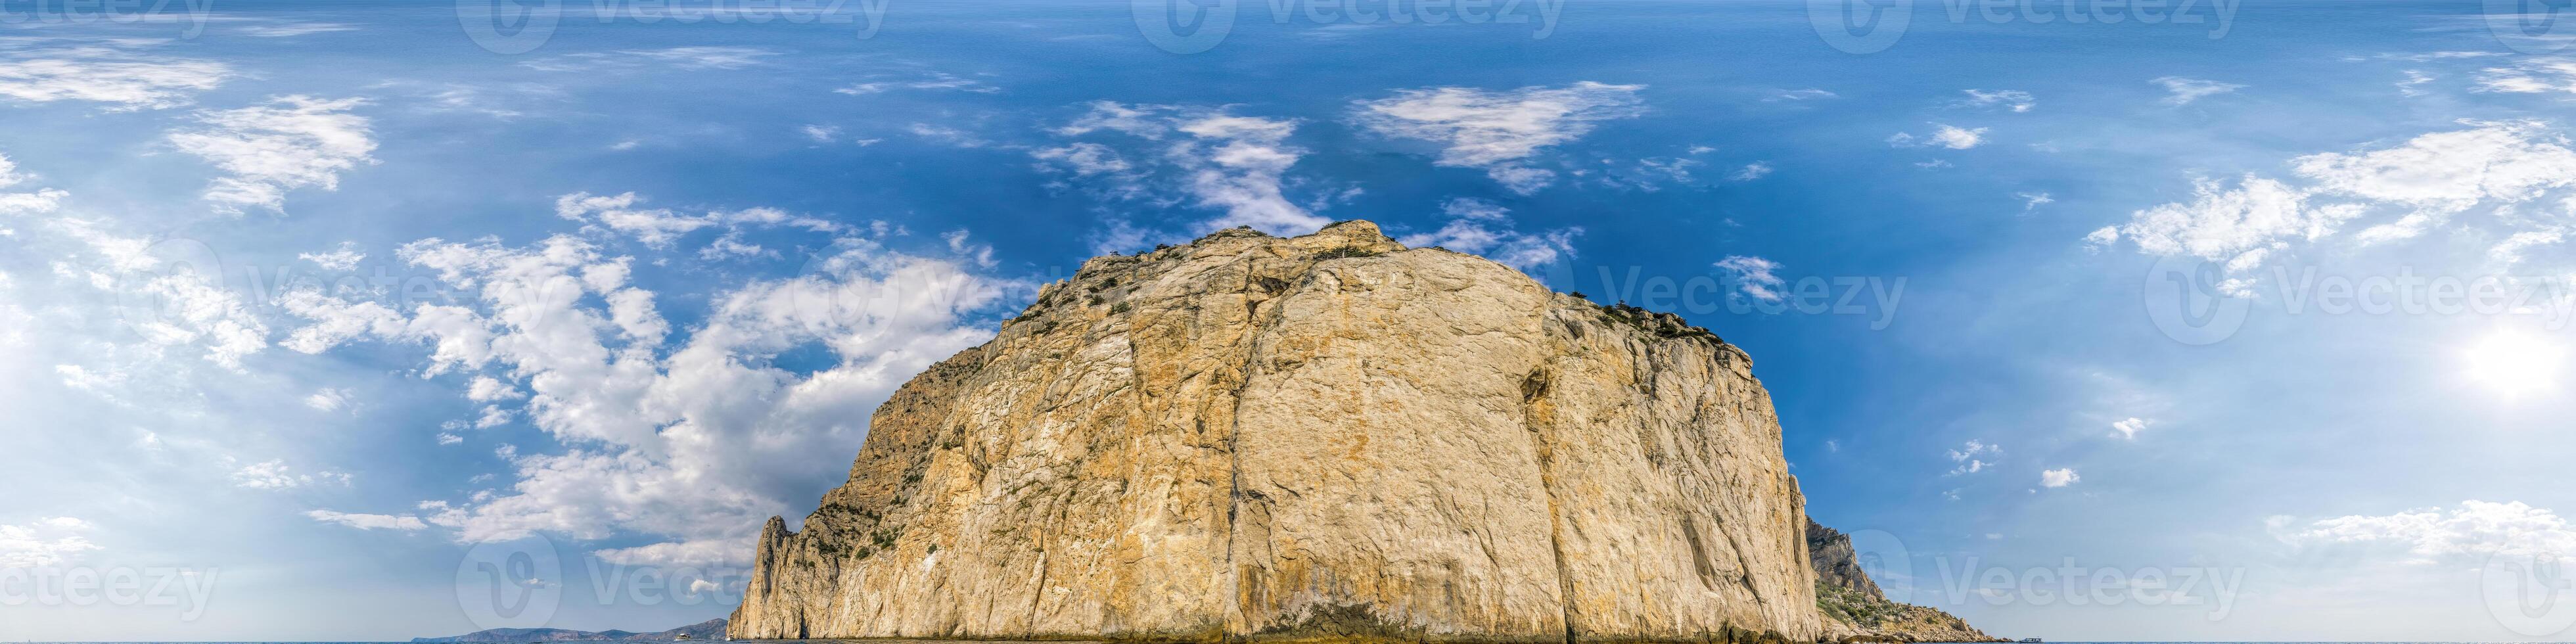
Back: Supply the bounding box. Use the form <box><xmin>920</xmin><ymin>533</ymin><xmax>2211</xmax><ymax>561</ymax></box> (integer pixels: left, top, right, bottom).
<box><xmin>1519</xmin><ymin>367</ymin><xmax>1580</xmax><ymax>644</ymax></box>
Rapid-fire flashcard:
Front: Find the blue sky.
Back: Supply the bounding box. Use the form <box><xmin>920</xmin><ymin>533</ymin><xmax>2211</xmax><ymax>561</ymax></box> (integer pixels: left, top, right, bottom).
<box><xmin>5</xmin><ymin>0</ymin><xmax>2576</xmax><ymax>641</ymax></box>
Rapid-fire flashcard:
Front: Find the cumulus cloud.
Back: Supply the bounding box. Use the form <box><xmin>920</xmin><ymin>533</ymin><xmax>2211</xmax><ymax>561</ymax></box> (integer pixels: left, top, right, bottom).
<box><xmin>278</xmin><ymin>200</ymin><xmax>1014</xmax><ymax>558</ymax></box>
<box><xmin>2473</xmin><ymin>57</ymin><xmax>2576</xmax><ymax>94</ymax></box>
<box><xmin>1040</xmin><ymin>102</ymin><xmax>1329</xmax><ymax>235</ymax></box>
<box><xmin>232</xmin><ymin>459</ymin><xmax>351</xmax><ymax>490</ymax></box>
<box><xmin>0</xmin><ymin>48</ymin><xmax>231</xmax><ymax>110</ymax></box>
<box><xmin>1730</xmin><ymin>162</ymin><xmax>1774</xmax><ymax>181</ymax></box>
<box><xmin>305</xmin><ymin>387</ymin><xmax>352</xmax><ymax>411</ymax></box>
<box><xmin>2092</xmin><ymin>121</ymin><xmax>2576</xmax><ymax>292</ymax></box>
<box><xmin>1960</xmin><ymin>89</ymin><xmax>2036</xmax><ymax>112</ymax></box>
<box><xmin>2040</xmin><ymin>468</ymin><xmax>2081</xmax><ymax>488</ymax></box>
<box><xmin>1947</xmin><ymin>440</ymin><xmax>2000</xmax><ymax>475</ymax></box>
<box><xmin>1889</xmin><ymin>124</ymin><xmax>1989</xmax><ymax>150</ymax></box>
<box><xmin>299</xmin><ymin>242</ymin><xmax>366</xmax><ymax>270</ymax></box>
<box><xmin>522</xmin><ymin>47</ymin><xmax>779</xmax><ymax>72</ymax></box>
<box><xmin>306</xmin><ymin>510</ymin><xmax>427</xmax><ymax>531</ymax></box>
<box><xmin>1394</xmin><ymin>198</ymin><xmax>1582</xmax><ymax>269</ymax></box>
<box><xmin>555</xmin><ymin>192</ymin><xmax>711</xmax><ymax>248</ymax></box>
<box><xmin>2111</xmin><ymin>417</ymin><xmax>2151</xmax><ymax>440</ymax></box>
<box><xmin>1349</xmin><ymin>81</ymin><xmax>1646</xmax><ymax>194</ymax></box>
<box><xmin>2285</xmin><ymin>500</ymin><xmax>2576</xmax><ymax>564</ymax></box>
<box><xmin>168</xmin><ymin>95</ymin><xmax>377</xmax><ymax>214</ymax></box>
<box><xmin>0</xmin><ymin>517</ymin><xmax>101</xmax><ymax>567</ymax></box>
<box><xmin>2153</xmin><ymin>76</ymin><xmax>2245</xmax><ymax>105</ymax></box>
<box><xmin>1713</xmin><ymin>255</ymin><xmax>1787</xmax><ymax>302</ymax></box>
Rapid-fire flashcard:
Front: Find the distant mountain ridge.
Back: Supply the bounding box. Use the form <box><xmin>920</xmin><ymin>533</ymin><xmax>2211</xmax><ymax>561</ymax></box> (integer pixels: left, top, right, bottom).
<box><xmin>413</xmin><ymin>618</ymin><xmax>725</xmax><ymax>642</ymax></box>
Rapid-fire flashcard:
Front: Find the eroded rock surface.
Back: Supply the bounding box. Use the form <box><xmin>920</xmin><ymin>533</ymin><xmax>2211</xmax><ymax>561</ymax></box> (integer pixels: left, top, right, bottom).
<box><xmin>731</xmin><ymin>221</ymin><xmax>1818</xmax><ymax>643</ymax></box>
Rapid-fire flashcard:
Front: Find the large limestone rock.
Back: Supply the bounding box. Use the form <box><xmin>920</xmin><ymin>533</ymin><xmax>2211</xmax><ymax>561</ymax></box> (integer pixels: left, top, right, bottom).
<box><xmin>730</xmin><ymin>221</ymin><xmax>1820</xmax><ymax>642</ymax></box>
<box><xmin>1805</xmin><ymin>519</ymin><xmax>1883</xmax><ymax>600</ymax></box>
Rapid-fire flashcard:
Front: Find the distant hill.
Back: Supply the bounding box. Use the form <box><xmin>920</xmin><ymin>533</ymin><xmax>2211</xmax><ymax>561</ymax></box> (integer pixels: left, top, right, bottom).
<box><xmin>413</xmin><ymin>618</ymin><xmax>725</xmax><ymax>642</ymax></box>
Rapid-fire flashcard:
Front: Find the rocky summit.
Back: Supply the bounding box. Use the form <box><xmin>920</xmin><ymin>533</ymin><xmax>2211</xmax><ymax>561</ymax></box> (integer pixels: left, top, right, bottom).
<box><xmin>731</xmin><ymin>221</ymin><xmax>1952</xmax><ymax>643</ymax></box>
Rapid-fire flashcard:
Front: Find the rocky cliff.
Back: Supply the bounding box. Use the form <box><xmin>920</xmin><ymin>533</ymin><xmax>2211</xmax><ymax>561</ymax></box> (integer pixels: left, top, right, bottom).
<box><xmin>730</xmin><ymin>221</ymin><xmax>1818</xmax><ymax>643</ymax></box>
<box><xmin>414</xmin><ymin>618</ymin><xmax>727</xmax><ymax>642</ymax></box>
<box><xmin>1803</xmin><ymin>523</ymin><xmax>2001</xmax><ymax>643</ymax></box>
<box><xmin>1805</xmin><ymin>519</ymin><xmax>1883</xmax><ymax>600</ymax></box>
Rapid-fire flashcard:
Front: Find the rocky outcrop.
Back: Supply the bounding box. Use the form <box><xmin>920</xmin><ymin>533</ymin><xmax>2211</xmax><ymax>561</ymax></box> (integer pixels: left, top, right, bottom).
<box><xmin>731</xmin><ymin>221</ymin><xmax>1818</xmax><ymax>643</ymax></box>
<box><xmin>1805</xmin><ymin>524</ymin><xmax>2001</xmax><ymax>643</ymax></box>
<box><xmin>414</xmin><ymin>618</ymin><xmax>727</xmax><ymax>642</ymax></box>
<box><xmin>1805</xmin><ymin>519</ymin><xmax>1883</xmax><ymax>600</ymax></box>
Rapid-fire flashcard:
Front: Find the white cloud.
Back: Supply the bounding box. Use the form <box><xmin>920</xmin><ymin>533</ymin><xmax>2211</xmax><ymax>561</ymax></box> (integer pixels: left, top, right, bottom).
<box><xmin>299</xmin><ymin>242</ymin><xmax>366</xmax><ymax>270</ymax></box>
<box><xmin>522</xmin><ymin>47</ymin><xmax>778</xmax><ymax>72</ymax></box>
<box><xmin>2040</xmin><ymin>467</ymin><xmax>2081</xmax><ymax>488</ymax></box>
<box><xmin>0</xmin><ymin>49</ymin><xmax>231</xmax><ymax>110</ymax></box>
<box><xmin>1947</xmin><ymin>440</ymin><xmax>2000</xmax><ymax>475</ymax></box>
<box><xmin>1394</xmin><ymin>198</ymin><xmax>1582</xmax><ymax>269</ymax></box>
<box><xmin>1350</xmin><ymin>81</ymin><xmax>1646</xmax><ymax>194</ymax></box>
<box><xmin>305</xmin><ymin>510</ymin><xmax>427</xmax><ymax>531</ymax></box>
<box><xmin>305</xmin><ymin>387</ymin><xmax>352</xmax><ymax>411</ymax></box>
<box><xmin>2096</xmin><ymin>121</ymin><xmax>2576</xmax><ymax>290</ymax></box>
<box><xmin>591</xmin><ymin>538</ymin><xmax>752</xmax><ymax>569</ymax></box>
<box><xmin>1766</xmin><ymin>88</ymin><xmax>1837</xmax><ymax>101</ymax></box>
<box><xmin>2473</xmin><ymin>57</ymin><xmax>2576</xmax><ymax>94</ymax></box>
<box><xmin>555</xmin><ymin>191</ymin><xmax>710</xmax><ymax>248</ymax></box>
<box><xmin>800</xmin><ymin>124</ymin><xmax>841</xmax><ymax>143</ymax></box>
<box><xmin>1960</xmin><ymin>89</ymin><xmax>2036</xmax><ymax>112</ymax></box>
<box><xmin>832</xmin><ymin>71</ymin><xmax>997</xmax><ymax>96</ymax></box>
<box><xmin>1730</xmin><ymin>162</ymin><xmax>1774</xmax><ymax>181</ymax></box>
<box><xmin>438</xmin><ymin>432</ymin><xmax>464</xmax><ymax>446</ymax></box>
<box><xmin>2018</xmin><ymin>191</ymin><xmax>2054</xmax><ymax>211</ymax></box>
<box><xmin>1042</xmin><ymin>103</ymin><xmax>1328</xmax><ymax>235</ymax></box>
<box><xmin>279</xmin><ymin>204</ymin><xmax>1013</xmax><ymax>553</ymax></box>
<box><xmin>2152</xmin><ymin>76</ymin><xmax>2245</xmax><ymax>105</ymax></box>
<box><xmin>168</xmin><ymin>95</ymin><xmax>377</xmax><ymax>214</ymax></box>
<box><xmin>239</xmin><ymin>22</ymin><xmax>359</xmax><ymax>37</ymax></box>
<box><xmin>232</xmin><ymin>459</ymin><xmax>351</xmax><ymax>490</ymax></box>
<box><xmin>0</xmin><ymin>517</ymin><xmax>101</xmax><ymax>567</ymax></box>
<box><xmin>2286</xmin><ymin>500</ymin><xmax>2576</xmax><ymax>563</ymax></box>
<box><xmin>1891</xmin><ymin>124</ymin><xmax>1989</xmax><ymax>150</ymax></box>
<box><xmin>2111</xmin><ymin>417</ymin><xmax>2151</xmax><ymax>440</ymax></box>
<box><xmin>1713</xmin><ymin>255</ymin><xmax>1787</xmax><ymax>302</ymax></box>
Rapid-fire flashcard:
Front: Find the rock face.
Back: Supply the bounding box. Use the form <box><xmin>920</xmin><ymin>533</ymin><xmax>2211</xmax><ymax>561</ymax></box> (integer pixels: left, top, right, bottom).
<box><xmin>414</xmin><ymin>618</ymin><xmax>727</xmax><ymax>642</ymax></box>
<box><xmin>1805</xmin><ymin>519</ymin><xmax>1883</xmax><ymax>600</ymax></box>
<box><xmin>730</xmin><ymin>221</ymin><xmax>1819</xmax><ymax>643</ymax></box>
<box><xmin>1805</xmin><ymin>523</ymin><xmax>2001</xmax><ymax>643</ymax></box>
